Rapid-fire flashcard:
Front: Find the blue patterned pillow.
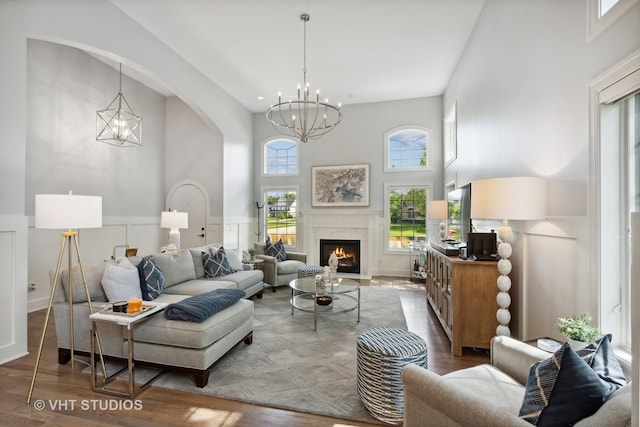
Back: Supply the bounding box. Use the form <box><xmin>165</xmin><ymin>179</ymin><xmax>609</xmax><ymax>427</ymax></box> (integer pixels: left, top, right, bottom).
<box><xmin>203</xmin><ymin>247</ymin><xmax>234</xmax><ymax>277</ymax></box>
<box><xmin>576</xmin><ymin>334</ymin><xmax>627</xmax><ymax>392</ymax></box>
<box><xmin>265</xmin><ymin>239</ymin><xmax>287</xmax><ymax>261</ymax></box>
<box><xmin>519</xmin><ymin>342</ymin><xmax>611</xmax><ymax>426</ymax></box>
<box><xmin>137</xmin><ymin>256</ymin><xmax>165</xmax><ymax>301</ymax></box>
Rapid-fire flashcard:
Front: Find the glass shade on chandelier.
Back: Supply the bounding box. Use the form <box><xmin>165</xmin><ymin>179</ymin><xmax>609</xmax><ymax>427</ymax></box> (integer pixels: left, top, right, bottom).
<box><xmin>266</xmin><ymin>14</ymin><xmax>342</xmax><ymax>143</ymax></box>
<box><xmin>96</xmin><ymin>64</ymin><xmax>142</xmax><ymax>147</ymax></box>
<box><xmin>470</xmin><ymin>177</ymin><xmax>546</xmax><ymax>337</ymax></box>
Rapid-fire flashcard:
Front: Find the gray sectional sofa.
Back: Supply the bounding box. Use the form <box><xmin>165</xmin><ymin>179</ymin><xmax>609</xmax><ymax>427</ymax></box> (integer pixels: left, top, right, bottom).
<box><xmin>52</xmin><ymin>244</ymin><xmax>264</xmax><ymax>387</ymax></box>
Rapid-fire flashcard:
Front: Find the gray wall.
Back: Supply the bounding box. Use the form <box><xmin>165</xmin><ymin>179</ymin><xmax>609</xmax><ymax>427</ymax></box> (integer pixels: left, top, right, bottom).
<box><xmin>444</xmin><ymin>0</ymin><xmax>640</xmax><ymax>339</ymax></box>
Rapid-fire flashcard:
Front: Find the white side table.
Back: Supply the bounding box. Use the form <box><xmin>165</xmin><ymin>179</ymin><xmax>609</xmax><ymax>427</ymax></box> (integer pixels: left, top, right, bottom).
<box><xmin>90</xmin><ymin>302</ymin><xmax>167</xmax><ymax>398</ymax></box>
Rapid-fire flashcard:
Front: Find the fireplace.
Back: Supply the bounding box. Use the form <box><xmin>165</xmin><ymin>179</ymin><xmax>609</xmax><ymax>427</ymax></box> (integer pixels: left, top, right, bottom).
<box><xmin>319</xmin><ymin>239</ymin><xmax>361</xmax><ymax>274</ymax></box>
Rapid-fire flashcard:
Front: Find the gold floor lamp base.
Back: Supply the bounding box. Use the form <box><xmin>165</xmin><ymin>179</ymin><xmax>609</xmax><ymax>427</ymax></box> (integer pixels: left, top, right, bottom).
<box><xmin>27</xmin><ymin>231</ymin><xmax>107</xmax><ymax>404</ymax></box>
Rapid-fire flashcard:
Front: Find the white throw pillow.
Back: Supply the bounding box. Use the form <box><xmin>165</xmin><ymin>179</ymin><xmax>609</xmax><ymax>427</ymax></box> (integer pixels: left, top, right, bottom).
<box><xmin>224</xmin><ymin>248</ymin><xmax>244</xmax><ymax>272</ymax></box>
<box><xmin>101</xmin><ymin>258</ymin><xmax>142</xmax><ymax>302</ymax></box>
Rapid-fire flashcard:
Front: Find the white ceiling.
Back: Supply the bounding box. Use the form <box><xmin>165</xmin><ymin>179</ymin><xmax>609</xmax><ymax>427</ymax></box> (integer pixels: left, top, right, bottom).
<box><xmin>110</xmin><ymin>0</ymin><xmax>486</xmax><ymax>113</ymax></box>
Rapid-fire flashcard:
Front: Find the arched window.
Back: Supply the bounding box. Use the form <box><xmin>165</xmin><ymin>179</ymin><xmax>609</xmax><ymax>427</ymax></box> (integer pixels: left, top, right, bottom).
<box><xmin>384</xmin><ymin>127</ymin><xmax>431</xmax><ymax>172</ymax></box>
<box><xmin>264</xmin><ymin>138</ymin><xmax>298</xmax><ymax>175</ymax></box>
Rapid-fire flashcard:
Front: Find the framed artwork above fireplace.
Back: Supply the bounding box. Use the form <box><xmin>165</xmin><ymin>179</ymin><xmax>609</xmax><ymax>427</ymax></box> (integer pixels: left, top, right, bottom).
<box><xmin>312</xmin><ymin>164</ymin><xmax>370</xmax><ymax>207</ymax></box>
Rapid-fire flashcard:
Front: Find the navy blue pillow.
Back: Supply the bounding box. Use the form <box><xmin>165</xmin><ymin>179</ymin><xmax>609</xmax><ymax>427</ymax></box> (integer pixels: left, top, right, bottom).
<box><xmin>202</xmin><ymin>247</ymin><xmax>234</xmax><ymax>277</ymax></box>
<box><xmin>576</xmin><ymin>334</ymin><xmax>627</xmax><ymax>394</ymax></box>
<box><xmin>266</xmin><ymin>239</ymin><xmax>287</xmax><ymax>261</ymax></box>
<box><xmin>519</xmin><ymin>343</ymin><xmax>611</xmax><ymax>426</ymax></box>
<box><xmin>137</xmin><ymin>256</ymin><xmax>165</xmax><ymax>301</ymax></box>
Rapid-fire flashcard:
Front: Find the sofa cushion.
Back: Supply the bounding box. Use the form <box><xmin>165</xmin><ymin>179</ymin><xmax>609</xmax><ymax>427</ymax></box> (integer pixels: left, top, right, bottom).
<box><xmin>443</xmin><ymin>364</ymin><xmax>525</xmax><ymax>415</ymax></box>
<box><xmin>266</xmin><ymin>239</ymin><xmax>287</xmax><ymax>261</ymax></box>
<box><xmin>162</xmin><ymin>279</ymin><xmax>237</xmax><ymax>296</ymax></box>
<box><xmin>203</xmin><ymin>247</ymin><xmax>234</xmax><ymax>277</ymax></box>
<box><xmin>519</xmin><ymin>343</ymin><xmax>611</xmax><ymax>426</ymax></box>
<box><xmin>138</xmin><ymin>256</ymin><xmax>165</xmax><ymax>301</ymax></box>
<box><xmin>277</xmin><ymin>259</ymin><xmax>306</xmax><ymax>275</ymax></box>
<box><xmin>208</xmin><ymin>269</ymin><xmax>263</xmax><ymax>291</ymax></box>
<box><xmin>58</xmin><ymin>261</ymin><xmax>108</xmax><ymax>303</ymax></box>
<box><xmin>576</xmin><ymin>334</ymin><xmax>627</xmax><ymax>391</ymax></box>
<box><xmin>152</xmin><ymin>249</ymin><xmax>197</xmax><ymax>289</ymax></box>
<box><xmin>133</xmin><ymin>298</ymin><xmax>254</xmax><ymax>349</ymax></box>
<box><xmin>101</xmin><ymin>258</ymin><xmax>142</xmax><ymax>302</ymax></box>
<box><xmin>189</xmin><ymin>244</ymin><xmax>220</xmax><ymax>278</ymax></box>
<box><xmin>225</xmin><ymin>248</ymin><xmax>244</xmax><ymax>271</ymax></box>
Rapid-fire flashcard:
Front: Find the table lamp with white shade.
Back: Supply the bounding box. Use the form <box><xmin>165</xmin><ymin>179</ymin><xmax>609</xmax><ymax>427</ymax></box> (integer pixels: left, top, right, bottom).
<box><xmin>161</xmin><ymin>210</ymin><xmax>188</xmax><ymax>251</ymax></box>
<box><xmin>428</xmin><ymin>200</ymin><xmax>448</xmax><ymax>241</ymax></box>
<box><xmin>28</xmin><ymin>191</ymin><xmax>107</xmax><ymax>403</ymax></box>
<box><xmin>470</xmin><ymin>177</ymin><xmax>546</xmax><ymax>337</ymax></box>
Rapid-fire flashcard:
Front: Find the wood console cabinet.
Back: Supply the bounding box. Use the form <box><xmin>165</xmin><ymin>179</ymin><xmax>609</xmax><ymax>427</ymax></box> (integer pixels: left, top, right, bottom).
<box><xmin>424</xmin><ymin>246</ymin><xmax>499</xmax><ymax>356</ymax></box>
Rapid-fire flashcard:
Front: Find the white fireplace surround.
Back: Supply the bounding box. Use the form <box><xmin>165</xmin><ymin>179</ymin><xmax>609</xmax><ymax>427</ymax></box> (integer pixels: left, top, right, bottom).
<box><xmin>301</xmin><ymin>209</ymin><xmax>381</xmax><ymax>279</ymax></box>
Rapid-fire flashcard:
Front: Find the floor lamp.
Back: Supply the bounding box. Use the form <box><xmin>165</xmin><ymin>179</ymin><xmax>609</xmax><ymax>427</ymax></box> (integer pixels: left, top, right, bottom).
<box><xmin>470</xmin><ymin>177</ymin><xmax>546</xmax><ymax>337</ymax></box>
<box><xmin>428</xmin><ymin>200</ymin><xmax>448</xmax><ymax>241</ymax></box>
<box><xmin>27</xmin><ymin>192</ymin><xmax>107</xmax><ymax>403</ymax></box>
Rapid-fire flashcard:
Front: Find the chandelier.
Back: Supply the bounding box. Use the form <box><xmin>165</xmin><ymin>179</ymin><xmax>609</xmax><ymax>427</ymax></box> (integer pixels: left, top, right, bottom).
<box><xmin>266</xmin><ymin>14</ymin><xmax>342</xmax><ymax>143</ymax></box>
<box><xmin>96</xmin><ymin>63</ymin><xmax>142</xmax><ymax>147</ymax></box>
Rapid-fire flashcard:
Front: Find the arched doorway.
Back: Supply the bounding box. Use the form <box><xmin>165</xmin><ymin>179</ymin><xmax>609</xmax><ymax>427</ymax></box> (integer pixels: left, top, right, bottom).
<box><xmin>166</xmin><ymin>181</ymin><xmax>209</xmax><ymax>249</ymax></box>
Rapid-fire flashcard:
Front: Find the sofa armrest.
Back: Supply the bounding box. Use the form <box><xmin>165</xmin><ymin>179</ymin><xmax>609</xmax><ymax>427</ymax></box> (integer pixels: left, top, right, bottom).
<box><xmin>490</xmin><ymin>336</ymin><xmax>550</xmax><ymax>385</ymax></box>
<box><xmin>286</xmin><ymin>251</ymin><xmax>307</xmax><ymax>263</ymax></box>
<box><xmin>401</xmin><ymin>364</ymin><xmax>531</xmax><ymax>427</ymax></box>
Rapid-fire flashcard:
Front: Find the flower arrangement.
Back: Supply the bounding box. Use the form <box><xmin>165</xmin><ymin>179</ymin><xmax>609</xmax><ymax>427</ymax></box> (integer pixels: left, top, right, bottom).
<box><xmin>554</xmin><ymin>312</ymin><xmax>601</xmax><ymax>343</ymax></box>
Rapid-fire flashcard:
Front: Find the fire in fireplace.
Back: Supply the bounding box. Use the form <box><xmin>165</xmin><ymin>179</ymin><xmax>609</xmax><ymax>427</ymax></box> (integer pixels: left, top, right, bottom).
<box><xmin>319</xmin><ymin>239</ymin><xmax>360</xmax><ymax>274</ymax></box>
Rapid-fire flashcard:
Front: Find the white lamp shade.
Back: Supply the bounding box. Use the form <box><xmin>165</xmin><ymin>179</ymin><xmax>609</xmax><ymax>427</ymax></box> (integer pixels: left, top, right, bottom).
<box><xmin>427</xmin><ymin>200</ymin><xmax>448</xmax><ymax>220</ymax></box>
<box><xmin>35</xmin><ymin>194</ymin><xmax>102</xmax><ymax>229</ymax></box>
<box><xmin>470</xmin><ymin>177</ymin><xmax>546</xmax><ymax>220</ymax></box>
<box><xmin>160</xmin><ymin>211</ymin><xmax>188</xmax><ymax>229</ymax></box>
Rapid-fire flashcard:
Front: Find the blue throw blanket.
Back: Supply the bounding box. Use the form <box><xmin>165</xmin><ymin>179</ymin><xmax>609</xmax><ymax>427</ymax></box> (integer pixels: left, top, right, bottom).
<box><xmin>164</xmin><ymin>289</ymin><xmax>245</xmax><ymax>323</ymax></box>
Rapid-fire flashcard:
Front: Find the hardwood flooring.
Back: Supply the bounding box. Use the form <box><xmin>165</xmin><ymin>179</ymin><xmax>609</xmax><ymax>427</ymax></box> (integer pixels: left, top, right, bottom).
<box><xmin>2</xmin><ymin>277</ymin><xmax>488</xmax><ymax>426</ymax></box>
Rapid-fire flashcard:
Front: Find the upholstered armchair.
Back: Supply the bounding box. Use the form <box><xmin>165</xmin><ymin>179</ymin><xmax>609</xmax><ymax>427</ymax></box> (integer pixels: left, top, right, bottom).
<box><xmin>253</xmin><ymin>242</ymin><xmax>307</xmax><ymax>292</ymax></box>
<box><xmin>401</xmin><ymin>335</ymin><xmax>631</xmax><ymax>427</ymax></box>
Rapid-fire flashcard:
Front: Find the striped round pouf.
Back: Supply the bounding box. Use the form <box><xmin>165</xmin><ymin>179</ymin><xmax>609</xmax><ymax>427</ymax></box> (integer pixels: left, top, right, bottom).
<box><xmin>357</xmin><ymin>327</ymin><xmax>428</xmax><ymax>425</ymax></box>
<box><xmin>297</xmin><ymin>265</ymin><xmax>324</xmax><ymax>279</ymax></box>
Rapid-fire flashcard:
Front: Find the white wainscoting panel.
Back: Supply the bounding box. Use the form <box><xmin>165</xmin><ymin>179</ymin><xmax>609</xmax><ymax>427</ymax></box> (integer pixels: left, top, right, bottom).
<box><xmin>523</xmin><ymin>233</ymin><xmax>581</xmax><ymax>341</ymax></box>
<box><xmin>0</xmin><ymin>216</ymin><xmax>28</xmax><ymax>364</ymax></box>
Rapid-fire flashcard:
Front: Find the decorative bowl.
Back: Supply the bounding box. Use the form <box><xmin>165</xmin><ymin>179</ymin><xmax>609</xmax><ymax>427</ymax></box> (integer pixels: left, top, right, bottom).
<box><xmin>316</xmin><ymin>295</ymin><xmax>333</xmax><ymax>306</ymax></box>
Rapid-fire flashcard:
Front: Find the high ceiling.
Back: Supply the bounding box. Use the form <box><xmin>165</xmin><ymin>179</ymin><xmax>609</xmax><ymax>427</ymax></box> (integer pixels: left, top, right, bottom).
<box><xmin>111</xmin><ymin>0</ymin><xmax>486</xmax><ymax>113</ymax></box>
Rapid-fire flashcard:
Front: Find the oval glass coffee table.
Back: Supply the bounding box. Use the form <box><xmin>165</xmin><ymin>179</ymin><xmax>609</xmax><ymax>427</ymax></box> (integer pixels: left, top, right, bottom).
<box><xmin>289</xmin><ymin>277</ymin><xmax>360</xmax><ymax>331</ymax></box>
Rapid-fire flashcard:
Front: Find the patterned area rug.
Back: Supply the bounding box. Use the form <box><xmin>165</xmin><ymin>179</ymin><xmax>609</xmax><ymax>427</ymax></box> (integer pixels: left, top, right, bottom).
<box><xmin>151</xmin><ymin>285</ymin><xmax>408</xmax><ymax>424</ymax></box>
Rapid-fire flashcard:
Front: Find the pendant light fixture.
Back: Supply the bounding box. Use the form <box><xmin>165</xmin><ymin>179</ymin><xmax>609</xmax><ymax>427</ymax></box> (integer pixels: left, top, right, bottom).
<box><xmin>96</xmin><ymin>64</ymin><xmax>142</xmax><ymax>147</ymax></box>
<box><xmin>266</xmin><ymin>14</ymin><xmax>342</xmax><ymax>143</ymax></box>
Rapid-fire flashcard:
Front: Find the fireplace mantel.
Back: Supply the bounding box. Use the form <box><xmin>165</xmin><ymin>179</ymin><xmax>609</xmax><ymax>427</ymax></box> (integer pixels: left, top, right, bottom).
<box><xmin>301</xmin><ymin>209</ymin><xmax>381</xmax><ymax>279</ymax></box>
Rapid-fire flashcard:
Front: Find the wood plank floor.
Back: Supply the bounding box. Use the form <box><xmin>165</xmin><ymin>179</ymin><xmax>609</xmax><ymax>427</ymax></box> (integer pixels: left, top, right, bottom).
<box><xmin>2</xmin><ymin>277</ymin><xmax>488</xmax><ymax>426</ymax></box>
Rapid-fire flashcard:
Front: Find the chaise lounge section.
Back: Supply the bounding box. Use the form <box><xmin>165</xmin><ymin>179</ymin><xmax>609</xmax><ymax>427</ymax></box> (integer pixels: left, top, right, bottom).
<box><xmin>53</xmin><ymin>244</ymin><xmax>263</xmax><ymax>386</ymax></box>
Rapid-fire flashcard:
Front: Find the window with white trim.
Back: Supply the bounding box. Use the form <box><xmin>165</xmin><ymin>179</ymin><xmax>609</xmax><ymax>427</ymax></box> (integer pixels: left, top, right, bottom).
<box><xmin>591</xmin><ymin>52</ymin><xmax>640</xmax><ymax>360</ymax></box>
<box><xmin>384</xmin><ymin>127</ymin><xmax>431</xmax><ymax>172</ymax></box>
<box><xmin>385</xmin><ymin>184</ymin><xmax>429</xmax><ymax>250</ymax></box>
<box><xmin>587</xmin><ymin>0</ymin><xmax>639</xmax><ymax>41</ymax></box>
<box><xmin>262</xmin><ymin>187</ymin><xmax>298</xmax><ymax>247</ymax></box>
<box><xmin>264</xmin><ymin>139</ymin><xmax>298</xmax><ymax>175</ymax></box>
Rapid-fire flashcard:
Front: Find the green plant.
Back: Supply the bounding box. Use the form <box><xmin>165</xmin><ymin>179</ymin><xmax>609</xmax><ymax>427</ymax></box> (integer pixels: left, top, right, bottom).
<box><xmin>248</xmin><ymin>248</ymin><xmax>255</xmax><ymax>256</ymax></box>
<box><xmin>554</xmin><ymin>312</ymin><xmax>601</xmax><ymax>342</ymax></box>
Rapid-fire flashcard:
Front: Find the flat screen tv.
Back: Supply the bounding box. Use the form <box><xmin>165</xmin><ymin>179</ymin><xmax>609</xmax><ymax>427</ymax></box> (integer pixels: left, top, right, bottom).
<box><xmin>447</xmin><ymin>183</ymin><xmax>472</xmax><ymax>243</ymax></box>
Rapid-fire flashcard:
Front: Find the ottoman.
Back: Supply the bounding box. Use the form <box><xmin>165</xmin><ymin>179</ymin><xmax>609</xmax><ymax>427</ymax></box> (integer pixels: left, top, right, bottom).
<box><xmin>357</xmin><ymin>327</ymin><xmax>428</xmax><ymax>424</ymax></box>
<box><xmin>297</xmin><ymin>265</ymin><xmax>324</xmax><ymax>279</ymax></box>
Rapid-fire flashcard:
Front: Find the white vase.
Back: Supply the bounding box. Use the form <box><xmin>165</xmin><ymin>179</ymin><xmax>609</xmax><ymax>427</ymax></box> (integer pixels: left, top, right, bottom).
<box><xmin>567</xmin><ymin>338</ymin><xmax>588</xmax><ymax>350</ymax></box>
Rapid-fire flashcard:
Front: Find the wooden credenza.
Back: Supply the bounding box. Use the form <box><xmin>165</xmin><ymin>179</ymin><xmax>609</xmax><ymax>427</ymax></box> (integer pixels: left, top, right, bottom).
<box><xmin>425</xmin><ymin>246</ymin><xmax>499</xmax><ymax>356</ymax></box>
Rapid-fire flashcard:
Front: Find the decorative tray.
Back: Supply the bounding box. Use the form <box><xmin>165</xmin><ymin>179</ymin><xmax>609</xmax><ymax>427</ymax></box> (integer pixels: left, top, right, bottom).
<box><xmin>100</xmin><ymin>303</ymin><xmax>159</xmax><ymax>317</ymax></box>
